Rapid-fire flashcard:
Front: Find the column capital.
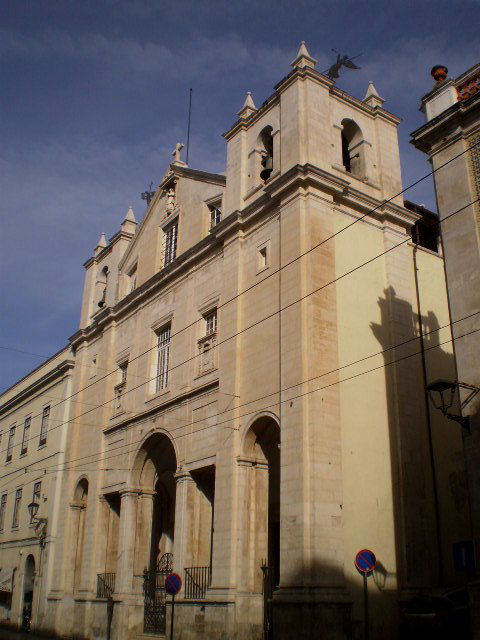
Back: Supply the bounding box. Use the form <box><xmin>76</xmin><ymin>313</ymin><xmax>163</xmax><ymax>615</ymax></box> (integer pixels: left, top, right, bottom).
<box><xmin>174</xmin><ymin>468</ymin><xmax>194</xmax><ymax>483</ymax></box>
<box><xmin>119</xmin><ymin>488</ymin><xmax>142</xmax><ymax>498</ymax></box>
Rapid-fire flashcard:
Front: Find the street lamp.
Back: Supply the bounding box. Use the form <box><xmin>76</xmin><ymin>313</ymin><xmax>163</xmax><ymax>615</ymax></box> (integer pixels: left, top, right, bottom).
<box><xmin>27</xmin><ymin>501</ymin><xmax>48</xmax><ymax>548</ymax></box>
<box><xmin>426</xmin><ymin>379</ymin><xmax>474</xmax><ymax>431</ymax></box>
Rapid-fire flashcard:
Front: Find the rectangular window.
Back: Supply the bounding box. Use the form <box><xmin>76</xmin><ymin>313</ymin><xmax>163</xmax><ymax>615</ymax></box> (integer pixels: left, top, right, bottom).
<box><xmin>12</xmin><ymin>488</ymin><xmax>22</xmax><ymax>528</ymax></box>
<box><xmin>6</xmin><ymin>426</ymin><xmax>15</xmax><ymax>463</ymax></box>
<box><xmin>156</xmin><ymin>324</ymin><xmax>171</xmax><ymax>392</ymax></box>
<box><xmin>31</xmin><ymin>482</ymin><xmax>41</xmax><ymax>524</ymax></box>
<box><xmin>204</xmin><ymin>310</ymin><xmax>217</xmax><ymax>336</ymax></box>
<box><xmin>163</xmin><ymin>221</ymin><xmax>178</xmax><ymax>267</ymax></box>
<box><xmin>39</xmin><ymin>406</ymin><xmax>50</xmax><ymax>446</ymax></box>
<box><xmin>128</xmin><ymin>265</ymin><xmax>137</xmax><ymax>292</ymax></box>
<box><xmin>21</xmin><ymin>417</ymin><xmax>31</xmax><ymax>456</ymax></box>
<box><xmin>114</xmin><ymin>362</ymin><xmax>128</xmax><ymax>410</ymax></box>
<box><xmin>209</xmin><ymin>205</ymin><xmax>222</xmax><ymax>229</ymax></box>
<box><xmin>0</xmin><ymin>494</ymin><xmax>7</xmax><ymax>531</ymax></box>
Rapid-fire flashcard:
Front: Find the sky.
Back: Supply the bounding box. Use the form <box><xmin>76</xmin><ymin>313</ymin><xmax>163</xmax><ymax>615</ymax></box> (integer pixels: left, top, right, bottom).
<box><xmin>1</xmin><ymin>0</ymin><xmax>479</xmax><ymax>391</ymax></box>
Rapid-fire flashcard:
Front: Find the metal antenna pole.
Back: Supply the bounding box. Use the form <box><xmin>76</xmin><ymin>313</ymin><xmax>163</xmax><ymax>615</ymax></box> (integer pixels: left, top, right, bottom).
<box><xmin>186</xmin><ymin>88</ymin><xmax>192</xmax><ymax>166</ymax></box>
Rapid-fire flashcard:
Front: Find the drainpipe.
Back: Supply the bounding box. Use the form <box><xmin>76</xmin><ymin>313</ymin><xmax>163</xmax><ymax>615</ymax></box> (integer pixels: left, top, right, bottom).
<box><xmin>413</xmin><ymin>229</ymin><xmax>444</xmax><ymax>585</ymax></box>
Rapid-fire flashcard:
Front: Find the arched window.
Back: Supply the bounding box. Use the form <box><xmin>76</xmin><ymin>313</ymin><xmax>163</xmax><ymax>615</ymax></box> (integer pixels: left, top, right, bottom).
<box><xmin>72</xmin><ymin>478</ymin><xmax>89</xmax><ymax>590</ymax></box>
<box><xmin>341</xmin><ymin>119</ymin><xmax>364</xmax><ymax>178</ymax></box>
<box><xmin>258</xmin><ymin>126</ymin><xmax>274</xmax><ymax>181</ymax></box>
<box><xmin>97</xmin><ymin>265</ymin><xmax>109</xmax><ymax>308</ymax></box>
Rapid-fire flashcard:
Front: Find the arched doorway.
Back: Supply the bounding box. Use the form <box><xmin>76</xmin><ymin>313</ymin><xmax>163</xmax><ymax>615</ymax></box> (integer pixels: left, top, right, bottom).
<box><xmin>132</xmin><ymin>432</ymin><xmax>177</xmax><ymax>635</ymax></box>
<box><xmin>22</xmin><ymin>555</ymin><xmax>35</xmax><ymax>630</ymax></box>
<box><xmin>72</xmin><ymin>478</ymin><xmax>88</xmax><ymax>590</ymax></box>
<box><xmin>243</xmin><ymin>415</ymin><xmax>280</xmax><ymax>640</ymax></box>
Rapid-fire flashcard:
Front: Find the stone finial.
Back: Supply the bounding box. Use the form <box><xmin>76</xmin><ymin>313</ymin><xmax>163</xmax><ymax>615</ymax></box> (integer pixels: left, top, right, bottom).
<box><xmin>121</xmin><ymin>206</ymin><xmax>137</xmax><ymax>233</ymax></box>
<box><xmin>431</xmin><ymin>65</ymin><xmax>448</xmax><ymax>85</ymax></box>
<box><xmin>237</xmin><ymin>91</ymin><xmax>257</xmax><ymax>118</ymax></box>
<box><xmin>363</xmin><ymin>81</ymin><xmax>385</xmax><ymax>108</ymax></box>
<box><xmin>291</xmin><ymin>41</ymin><xmax>317</xmax><ymax>69</ymax></box>
<box><xmin>94</xmin><ymin>232</ymin><xmax>107</xmax><ymax>256</ymax></box>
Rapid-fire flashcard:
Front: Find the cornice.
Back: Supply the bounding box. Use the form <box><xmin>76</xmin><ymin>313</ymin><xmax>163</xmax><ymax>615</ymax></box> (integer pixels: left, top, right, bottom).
<box><xmin>0</xmin><ymin>359</ymin><xmax>75</xmax><ymax>417</ymax></box>
<box><xmin>410</xmin><ymin>94</ymin><xmax>480</xmax><ymax>152</ymax></box>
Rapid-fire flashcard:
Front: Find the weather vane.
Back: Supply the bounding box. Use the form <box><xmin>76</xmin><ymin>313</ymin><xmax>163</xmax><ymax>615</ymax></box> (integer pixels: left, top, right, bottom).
<box><xmin>326</xmin><ymin>49</ymin><xmax>363</xmax><ymax>80</ymax></box>
<box><xmin>141</xmin><ymin>181</ymin><xmax>155</xmax><ymax>206</ymax></box>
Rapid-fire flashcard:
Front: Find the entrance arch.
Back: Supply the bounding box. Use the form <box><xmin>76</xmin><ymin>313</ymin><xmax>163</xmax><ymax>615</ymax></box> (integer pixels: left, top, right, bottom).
<box><xmin>242</xmin><ymin>414</ymin><xmax>280</xmax><ymax>588</ymax></box>
<box><xmin>131</xmin><ymin>431</ymin><xmax>177</xmax><ymax>635</ymax></box>
<box><xmin>22</xmin><ymin>555</ymin><xmax>35</xmax><ymax>630</ymax></box>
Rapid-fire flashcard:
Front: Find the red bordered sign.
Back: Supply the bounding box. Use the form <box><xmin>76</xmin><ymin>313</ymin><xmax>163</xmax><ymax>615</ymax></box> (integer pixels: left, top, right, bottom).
<box><xmin>355</xmin><ymin>549</ymin><xmax>376</xmax><ymax>574</ymax></box>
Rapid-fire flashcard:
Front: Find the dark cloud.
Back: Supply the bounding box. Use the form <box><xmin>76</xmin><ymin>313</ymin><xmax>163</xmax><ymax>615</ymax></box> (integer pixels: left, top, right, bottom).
<box><xmin>0</xmin><ymin>0</ymin><xmax>478</xmax><ymax>389</ymax></box>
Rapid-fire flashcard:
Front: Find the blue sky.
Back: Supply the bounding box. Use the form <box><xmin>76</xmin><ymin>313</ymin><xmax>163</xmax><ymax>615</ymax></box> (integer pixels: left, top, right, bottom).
<box><xmin>1</xmin><ymin>0</ymin><xmax>479</xmax><ymax>390</ymax></box>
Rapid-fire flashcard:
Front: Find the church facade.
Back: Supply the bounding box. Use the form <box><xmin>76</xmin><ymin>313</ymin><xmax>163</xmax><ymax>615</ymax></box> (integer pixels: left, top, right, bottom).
<box><xmin>0</xmin><ymin>43</ymin><xmax>472</xmax><ymax>640</ymax></box>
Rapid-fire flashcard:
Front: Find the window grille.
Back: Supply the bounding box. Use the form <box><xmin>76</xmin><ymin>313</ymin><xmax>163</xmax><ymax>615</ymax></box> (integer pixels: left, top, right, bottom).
<box><xmin>39</xmin><ymin>406</ymin><xmax>50</xmax><ymax>446</ymax></box>
<box><xmin>21</xmin><ymin>417</ymin><xmax>31</xmax><ymax>456</ymax></box>
<box><xmin>156</xmin><ymin>324</ymin><xmax>171</xmax><ymax>392</ymax></box>
<box><xmin>6</xmin><ymin>426</ymin><xmax>15</xmax><ymax>463</ymax></box>
<box><xmin>31</xmin><ymin>482</ymin><xmax>41</xmax><ymax>523</ymax></box>
<box><xmin>209</xmin><ymin>205</ymin><xmax>222</xmax><ymax>229</ymax></box>
<box><xmin>163</xmin><ymin>222</ymin><xmax>178</xmax><ymax>267</ymax></box>
<box><xmin>12</xmin><ymin>488</ymin><xmax>22</xmax><ymax>528</ymax></box>
<box><xmin>204</xmin><ymin>310</ymin><xmax>217</xmax><ymax>336</ymax></box>
<box><xmin>0</xmin><ymin>494</ymin><xmax>7</xmax><ymax>531</ymax></box>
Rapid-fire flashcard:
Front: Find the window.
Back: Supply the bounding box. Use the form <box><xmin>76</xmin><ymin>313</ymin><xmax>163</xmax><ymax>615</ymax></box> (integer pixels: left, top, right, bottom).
<box><xmin>114</xmin><ymin>362</ymin><xmax>128</xmax><ymax>411</ymax></box>
<box><xmin>155</xmin><ymin>324</ymin><xmax>171</xmax><ymax>391</ymax></box>
<box><xmin>258</xmin><ymin>126</ymin><xmax>274</xmax><ymax>181</ymax></box>
<box><xmin>341</xmin><ymin>119</ymin><xmax>364</xmax><ymax>178</ymax></box>
<box><xmin>6</xmin><ymin>426</ymin><xmax>15</xmax><ymax>463</ymax></box>
<box><xmin>39</xmin><ymin>406</ymin><xmax>50</xmax><ymax>446</ymax></box>
<box><xmin>209</xmin><ymin>205</ymin><xmax>222</xmax><ymax>229</ymax></box>
<box><xmin>128</xmin><ymin>264</ymin><xmax>137</xmax><ymax>292</ymax></box>
<box><xmin>0</xmin><ymin>494</ymin><xmax>7</xmax><ymax>531</ymax></box>
<box><xmin>30</xmin><ymin>482</ymin><xmax>41</xmax><ymax>524</ymax></box>
<box><xmin>21</xmin><ymin>417</ymin><xmax>30</xmax><ymax>456</ymax></box>
<box><xmin>12</xmin><ymin>488</ymin><xmax>22</xmax><ymax>528</ymax></box>
<box><xmin>163</xmin><ymin>221</ymin><xmax>178</xmax><ymax>267</ymax></box>
<box><xmin>204</xmin><ymin>310</ymin><xmax>217</xmax><ymax>336</ymax></box>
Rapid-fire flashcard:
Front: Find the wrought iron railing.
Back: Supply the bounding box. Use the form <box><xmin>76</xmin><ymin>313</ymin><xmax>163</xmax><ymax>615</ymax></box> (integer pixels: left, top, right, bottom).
<box><xmin>184</xmin><ymin>566</ymin><xmax>211</xmax><ymax>599</ymax></box>
<box><xmin>97</xmin><ymin>572</ymin><xmax>115</xmax><ymax>598</ymax></box>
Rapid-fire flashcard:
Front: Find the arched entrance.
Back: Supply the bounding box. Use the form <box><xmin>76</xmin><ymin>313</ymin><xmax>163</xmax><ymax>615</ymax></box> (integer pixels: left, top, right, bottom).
<box><xmin>243</xmin><ymin>415</ymin><xmax>280</xmax><ymax>640</ymax></box>
<box><xmin>22</xmin><ymin>555</ymin><xmax>35</xmax><ymax>630</ymax></box>
<box><xmin>132</xmin><ymin>432</ymin><xmax>177</xmax><ymax>635</ymax></box>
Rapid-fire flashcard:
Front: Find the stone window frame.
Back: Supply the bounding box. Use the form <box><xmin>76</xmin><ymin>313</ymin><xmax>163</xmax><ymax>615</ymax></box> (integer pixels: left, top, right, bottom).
<box><xmin>20</xmin><ymin>416</ymin><xmax>31</xmax><ymax>456</ymax></box>
<box><xmin>39</xmin><ymin>405</ymin><xmax>50</xmax><ymax>447</ymax></box>
<box><xmin>12</xmin><ymin>487</ymin><xmax>22</xmax><ymax>529</ymax></box>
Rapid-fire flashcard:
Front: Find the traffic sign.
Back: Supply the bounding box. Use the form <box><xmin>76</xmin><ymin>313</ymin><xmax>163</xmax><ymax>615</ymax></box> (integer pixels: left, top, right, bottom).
<box><xmin>164</xmin><ymin>573</ymin><xmax>182</xmax><ymax>596</ymax></box>
<box><xmin>355</xmin><ymin>549</ymin><xmax>376</xmax><ymax>574</ymax></box>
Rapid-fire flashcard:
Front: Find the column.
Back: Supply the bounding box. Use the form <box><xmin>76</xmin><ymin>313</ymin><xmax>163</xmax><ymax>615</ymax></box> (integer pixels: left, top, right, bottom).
<box><xmin>115</xmin><ymin>490</ymin><xmax>140</xmax><ymax>595</ymax></box>
<box><xmin>173</xmin><ymin>469</ymin><xmax>196</xmax><ymax>580</ymax></box>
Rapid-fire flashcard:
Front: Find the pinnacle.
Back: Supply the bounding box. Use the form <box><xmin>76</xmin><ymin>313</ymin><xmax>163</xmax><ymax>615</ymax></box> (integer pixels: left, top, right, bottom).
<box><xmin>125</xmin><ymin>206</ymin><xmax>136</xmax><ymax>223</ymax></box>
<box><xmin>291</xmin><ymin>40</ymin><xmax>317</xmax><ymax>69</ymax></box>
<box><xmin>363</xmin><ymin>80</ymin><xmax>384</xmax><ymax>107</ymax></box>
<box><xmin>237</xmin><ymin>91</ymin><xmax>257</xmax><ymax>118</ymax></box>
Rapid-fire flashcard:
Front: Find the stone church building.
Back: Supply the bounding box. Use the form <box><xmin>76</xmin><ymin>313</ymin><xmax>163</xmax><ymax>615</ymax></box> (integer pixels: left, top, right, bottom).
<box><xmin>0</xmin><ymin>43</ymin><xmax>472</xmax><ymax>640</ymax></box>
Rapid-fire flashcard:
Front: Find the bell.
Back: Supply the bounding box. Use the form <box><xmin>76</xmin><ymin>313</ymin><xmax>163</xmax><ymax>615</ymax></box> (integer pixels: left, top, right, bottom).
<box><xmin>260</xmin><ymin>154</ymin><xmax>273</xmax><ymax>181</ymax></box>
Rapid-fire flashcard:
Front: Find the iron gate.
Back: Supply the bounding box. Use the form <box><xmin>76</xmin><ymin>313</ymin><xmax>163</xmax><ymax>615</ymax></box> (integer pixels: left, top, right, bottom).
<box><xmin>143</xmin><ymin>553</ymin><xmax>173</xmax><ymax>634</ymax></box>
<box><xmin>261</xmin><ymin>563</ymin><xmax>274</xmax><ymax>640</ymax></box>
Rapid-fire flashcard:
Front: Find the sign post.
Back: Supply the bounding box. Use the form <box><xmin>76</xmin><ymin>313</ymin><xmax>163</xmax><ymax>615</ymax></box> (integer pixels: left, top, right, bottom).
<box><xmin>355</xmin><ymin>549</ymin><xmax>376</xmax><ymax>640</ymax></box>
<box><xmin>164</xmin><ymin>573</ymin><xmax>182</xmax><ymax>640</ymax></box>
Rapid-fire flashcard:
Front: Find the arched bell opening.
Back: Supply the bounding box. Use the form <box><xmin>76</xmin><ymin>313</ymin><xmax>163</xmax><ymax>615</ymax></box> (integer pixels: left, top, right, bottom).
<box><xmin>257</xmin><ymin>126</ymin><xmax>274</xmax><ymax>182</ymax></box>
<box><xmin>341</xmin><ymin>118</ymin><xmax>364</xmax><ymax>178</ymax></box>
<box><xmin>132</xmin><ymin>432</ymin><xmax>177</xmax><ymax>572</ymax></box>
<box><xmin>243</xmin><ymin>415</ymin><xmax>281</xmax><ymax>592</ymax></box>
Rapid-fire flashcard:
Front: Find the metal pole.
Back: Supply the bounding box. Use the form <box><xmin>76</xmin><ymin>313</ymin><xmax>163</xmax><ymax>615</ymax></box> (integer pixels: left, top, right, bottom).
<box><xmin>170</xmin><ymin>593</ymin><xmax>175</xmax><ymax>640</ymax></box>
<box><xmin>186</xmin><ymin>88</ymin><xmax>192</xmax><ymax>166</ymax></box>
<box><xmin>363</xmin><ymin>574</ymin><xmax>369</xmax><ymax>640</ymax></box>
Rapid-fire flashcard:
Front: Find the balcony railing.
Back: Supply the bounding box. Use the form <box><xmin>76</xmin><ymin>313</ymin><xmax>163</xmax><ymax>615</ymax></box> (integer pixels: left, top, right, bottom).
<box><xmin>184</xmin><ymin>566</ymin><xmax>211</xmax><ymax>599</ymax></box>
<box><xmin>97</xmin><ymin>572</ymin><xmax>115</xmax><ymax>598</ymax></box>
<box><xmin>457</xmin><ymin>72</ymin><xmax>480</xmax><ymax>102</ymax></box>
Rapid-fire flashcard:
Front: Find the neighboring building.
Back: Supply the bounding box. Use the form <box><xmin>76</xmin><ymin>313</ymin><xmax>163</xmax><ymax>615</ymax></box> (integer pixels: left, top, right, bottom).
<box><xmin>411</xmin><ymin>61</ymin><xmax>480</xmax><ymax>636</ymax></box>
<box><xmin>0</xmin><ymin>347</ymin><xmax>74</xmax><ymax>633</ymax></box>
<box><xmin>1</xmin><ymin>44</ymin><xmax>472</xmax><ymax>640</ymax></box>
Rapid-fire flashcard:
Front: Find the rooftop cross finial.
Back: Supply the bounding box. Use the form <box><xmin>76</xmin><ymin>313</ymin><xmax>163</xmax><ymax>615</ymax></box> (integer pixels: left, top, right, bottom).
<box><xmin>172</xmin><ymin>142</ymin><xmax>184</xmax><ymax>164</ymax></box>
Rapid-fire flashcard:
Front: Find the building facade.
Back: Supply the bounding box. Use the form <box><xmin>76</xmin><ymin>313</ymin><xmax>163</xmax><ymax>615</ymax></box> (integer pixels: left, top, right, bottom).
<box><xmin>0</xmin><ymin>347</ymin><xmax>74</xmax><ymax>633</ymax></box>
<box><xmin>411</xmin><ymin>61</ymin><xmax>480</xmax><ymax>637</ymax></box>
<box><xmin>1</xmin><ymin>44</ymin><xmax>473</xmax><ymax>640</ymax></box>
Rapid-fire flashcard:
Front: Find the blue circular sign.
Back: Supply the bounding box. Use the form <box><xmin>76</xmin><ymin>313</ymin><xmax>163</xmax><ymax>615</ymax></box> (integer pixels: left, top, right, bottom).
<box><xmin>355</xmin><ymin>549</ymin><xmax>376</xmax><ymax>574</ymax></box>
<box><xmin>164</xmin><ymin>572</ymin><xmax>182</xmax><ymax>596</ymax></box>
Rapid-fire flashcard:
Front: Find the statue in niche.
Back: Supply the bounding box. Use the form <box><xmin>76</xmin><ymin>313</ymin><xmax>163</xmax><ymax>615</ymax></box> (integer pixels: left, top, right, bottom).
<box><xmin>166</xmin><ymin>185</ymin><xmax>176</xmax><ymax>213</ymax></box>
